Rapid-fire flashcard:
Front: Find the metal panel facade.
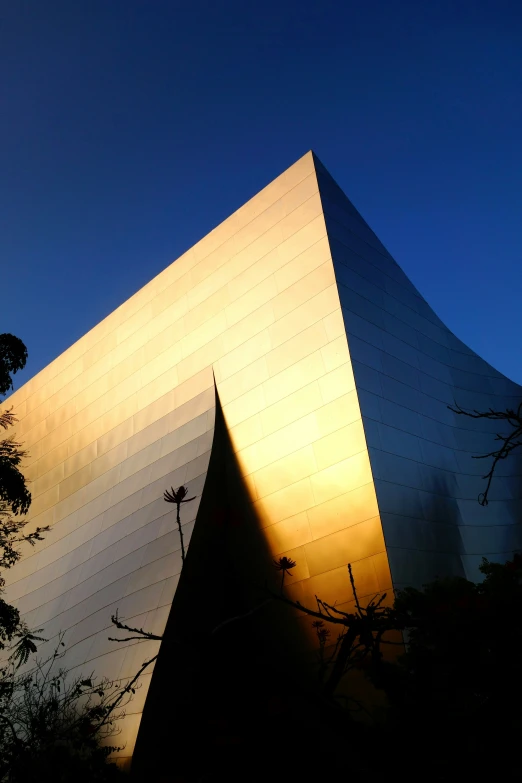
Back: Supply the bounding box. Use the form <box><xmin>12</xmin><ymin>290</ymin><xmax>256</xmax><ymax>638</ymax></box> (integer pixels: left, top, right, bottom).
<box><xmin>3</xmin><ymin>151</ymin><xmax>521</xmax><ymax>765</ymax></box>
<box><xmin>314</xmin><ymin>155</ymin><xmax>522</xmax><ymax>590</ymax></box>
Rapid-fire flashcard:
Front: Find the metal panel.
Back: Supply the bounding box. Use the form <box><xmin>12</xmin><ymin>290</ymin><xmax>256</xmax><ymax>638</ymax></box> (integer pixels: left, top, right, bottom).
<box><xmin>323</xmin><ymin>140</ymin><xmax>522</xmax><ymax>591</ymax></box>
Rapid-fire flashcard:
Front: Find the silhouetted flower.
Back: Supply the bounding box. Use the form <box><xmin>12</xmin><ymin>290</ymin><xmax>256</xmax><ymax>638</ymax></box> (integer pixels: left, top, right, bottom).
<box><xmin>164</xmin><ymin>485</ymin><xmax>195</xmax><ymax>505</ymax></box>
<box><xmin>317</xmin><ymin>627</ymin><xmax>330</xmax><ymax>642</ymax></box>
<box><xmin>274</xmin><ymin>556</ymin><xmax>297</xmax><ymax>593</ymax></box>
<box><xmin>163</xmin><ymin>484</ymin><xmax>196</xmax><ymax>563</ymax></box>
<box><xmin>273</xmin><ymin>556</ymin><xmax>297</xmax><ymax>573</ymax></box>
<box><xmin>312</xmin><ymin>619</ymin><xmax>330</xmax><ymax>644</ymax></box>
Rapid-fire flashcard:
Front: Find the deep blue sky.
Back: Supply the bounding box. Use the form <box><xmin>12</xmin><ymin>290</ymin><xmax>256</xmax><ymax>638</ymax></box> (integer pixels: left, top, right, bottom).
<box><xmin>2</xmin><ymin>0</ymin><xmax>521</xmax><ymax>389</ymax></box>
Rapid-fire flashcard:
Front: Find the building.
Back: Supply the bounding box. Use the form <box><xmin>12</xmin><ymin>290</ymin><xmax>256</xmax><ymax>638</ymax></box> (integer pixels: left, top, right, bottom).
<box><xmin>4</xmin><ymin>151</ymin><xmax>522</xmax><ymax>768</ymax></box>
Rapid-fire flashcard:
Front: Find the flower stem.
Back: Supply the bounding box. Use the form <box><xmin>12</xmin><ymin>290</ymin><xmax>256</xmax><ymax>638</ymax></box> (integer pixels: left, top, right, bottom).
<box><xmin>176</xmin><ymin>502</ymin><xmax>185</xmax><ymax>562</ymax></box>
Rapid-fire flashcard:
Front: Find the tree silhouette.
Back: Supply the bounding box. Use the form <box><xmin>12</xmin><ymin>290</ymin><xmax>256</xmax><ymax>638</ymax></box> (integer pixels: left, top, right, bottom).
<box><xmin>0</xmin><ymin>335</ymin><xmax>49</xmax><ymax>661</ymax></box>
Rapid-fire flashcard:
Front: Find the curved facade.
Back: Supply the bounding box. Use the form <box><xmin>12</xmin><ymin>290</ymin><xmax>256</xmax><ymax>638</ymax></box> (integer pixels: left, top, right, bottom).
<box><xmin>315</xmin><ymin>156</ymin><xmax>522</xmax><ymax>590</ymax></box>
<box><xmin>3</xmin><ymin>151</ymin><xmax>521</xmax><ymax>767</ymax></box>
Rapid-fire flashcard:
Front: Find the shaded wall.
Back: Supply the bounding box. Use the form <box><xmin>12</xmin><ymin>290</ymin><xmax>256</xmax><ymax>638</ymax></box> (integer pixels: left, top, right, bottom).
<box><xmin>314</xmin><ymin>156</ymin><xmax>522</xmax><ymax>589</ymax></box>
<box><xmin>131</xmin><ymin>389</ymin><xmax>317</xmax><ymax>781</ymax></box>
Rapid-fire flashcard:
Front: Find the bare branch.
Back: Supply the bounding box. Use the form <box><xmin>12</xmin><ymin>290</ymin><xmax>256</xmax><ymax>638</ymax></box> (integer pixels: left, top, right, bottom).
<box><xmin>210</xmin><ymin>599</ymin><xmax>272</xmax><ymax>635</ymax></box>
<box><xmin>449</xmin><ymin>401</ymin><xmax>522</xmax><ymax>505</ymax></box>
<box><xmin>102</xmin><ymin>653</ymin><xmax>158</xmax><ymax>729</ymax></box>
<box><xmin>265</xmin><ymin>585</ymin><xmax>349</xmax><ymax>626</ymax></box>
<box><xmin>109</xmin><ymin>612</ymin><xmax>163</xmax><ymax>643</ymax></box>
<box><xmin>348</xmin><ymin>562</ymin><xmax>362</xmax><ymax>612</ymax></box>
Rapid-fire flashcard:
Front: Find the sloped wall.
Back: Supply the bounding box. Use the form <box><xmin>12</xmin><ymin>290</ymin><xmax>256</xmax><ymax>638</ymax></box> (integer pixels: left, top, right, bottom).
<box><xmin>315</xmin><ymin>157</ymin><xmax>522</xmax><ymax>589</ymax></box>
<box><xmin>3</xmin><ymin>151</ymin><xmax>389</xmax><ymax>765</ymax></box>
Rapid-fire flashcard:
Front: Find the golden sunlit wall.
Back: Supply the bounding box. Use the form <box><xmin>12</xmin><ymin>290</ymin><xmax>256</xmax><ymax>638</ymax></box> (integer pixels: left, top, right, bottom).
<box><xmin>2</xmin><ymin>151</ymin><xmax>391</xmax><ymax>766</ymax></box>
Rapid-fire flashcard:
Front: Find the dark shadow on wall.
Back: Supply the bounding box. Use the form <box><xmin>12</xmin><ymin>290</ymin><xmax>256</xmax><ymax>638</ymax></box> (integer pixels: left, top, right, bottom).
<box><xmin>382</xmin><ymin>468</ymin><xmax>494</xmax><ymax>589</ymax></box>
<box><xmin>131</xmin><ymin>384</ymin><xmax>325</xmax><ymax>782</ymax></box>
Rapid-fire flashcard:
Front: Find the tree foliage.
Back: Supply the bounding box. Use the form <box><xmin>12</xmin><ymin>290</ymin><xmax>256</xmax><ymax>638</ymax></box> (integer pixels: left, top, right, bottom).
<box><xmin>270</xmin><ymin>552</ymin><xmax>522</xmax><ymax>721</ymax></box>
<box><xmin>389</xmin><ymin>555</ymin><xmax>522</xmax><ymax>720</ymax></box>
<box><xmin>0</xmin><ymin>335</ymin><xmax>48</xmax><ymax>659</ymax></box>
<box><xmin>0</xmin><ymin>638</ymin><xmax>126</xmax><ymax>782</ymax></box>
<box><xmin>0</xmin><ymin>422</ymin><xmax>31</xmax><ymax>518</ymax></box>
<box><xmin>0</xmin><ymin>334</ymin><xmax>130</xmax><ymax>779</ymax></box>
<box><xmin>0</xmin><ymin>339</ymin><xmax>32</xmax><ymax>657</ymax></box>
<box><xmin>0</xmin><ymin>335</ymin><xmax>31</xmax><ymax>517</ymax></box>
<box><xmin>262</xmin><ymin>554</ymin><xmax>522</xmax><ymax>780</ymax></box>
<box><xmin>0</xmin><ymin>502</ymin><xmax>48</xmax><ymax>572</ymax></box>
<box><xmin>0</xmin><ymin>335</ymin><xmax>27</xmax><ymax>398</ymax></box>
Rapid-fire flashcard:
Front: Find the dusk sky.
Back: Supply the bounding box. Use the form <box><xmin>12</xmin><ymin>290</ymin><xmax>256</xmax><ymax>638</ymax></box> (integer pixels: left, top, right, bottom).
<box><xmin>2</xmin><ymin>0</ymin><xmax>521</xmax><ymax>387</ymax></box>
